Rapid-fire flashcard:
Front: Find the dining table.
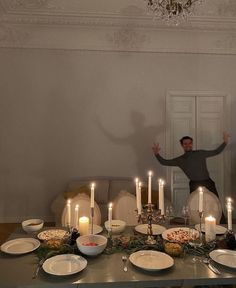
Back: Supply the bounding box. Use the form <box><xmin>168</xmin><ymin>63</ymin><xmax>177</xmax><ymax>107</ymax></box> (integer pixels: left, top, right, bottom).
<box><xmin>0</xmin><ymin>224</ymin><xmax>236</xmax><ymax>288</ymax></box>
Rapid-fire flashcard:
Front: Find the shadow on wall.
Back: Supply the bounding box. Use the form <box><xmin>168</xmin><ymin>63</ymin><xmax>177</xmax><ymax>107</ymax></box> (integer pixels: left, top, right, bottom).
<box><xmin>96</xmin><ymin>110</ymin><xmax>164</xmax><ymax>176</ymax></box>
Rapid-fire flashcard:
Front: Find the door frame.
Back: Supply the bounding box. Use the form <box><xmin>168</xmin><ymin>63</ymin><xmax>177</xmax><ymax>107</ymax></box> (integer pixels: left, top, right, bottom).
<box><xmin>165</xmin><ymin>90</ymin><xmax>231</xmax><ymax>214</ymax></box>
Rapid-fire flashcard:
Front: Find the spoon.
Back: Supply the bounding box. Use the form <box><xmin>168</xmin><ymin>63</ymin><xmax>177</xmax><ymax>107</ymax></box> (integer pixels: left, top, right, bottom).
<box><xmin>122</xmin><ymin>255</ymin><xmax>128</xmax><ymax>272</ymax></box>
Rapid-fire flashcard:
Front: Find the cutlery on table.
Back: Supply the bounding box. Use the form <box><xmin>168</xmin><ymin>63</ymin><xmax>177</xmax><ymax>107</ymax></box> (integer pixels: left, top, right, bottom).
<box><xmin>122</xmin><ymin>255</ymin><xmax>128</xmax><ymax>272</ymax></box>
<box><xmin>202</xmin><ymin>258</ymin><xmax>221</xmax><ymax>275</ymax></box>
<box><xmin>32</xmin><ymin>259</ymin><xmax>44</xmax><ymax>279</ymax></box>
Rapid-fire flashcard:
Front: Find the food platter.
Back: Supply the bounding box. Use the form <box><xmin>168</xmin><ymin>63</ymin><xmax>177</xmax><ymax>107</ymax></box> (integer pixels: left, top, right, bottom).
<box><xmin>162</xmin><ymin>227</ymin><xmax>198</xmax><ymax>243</ymax></box>
<box><xmin>37</xmin><ymin>229</ymin><xmax>69</xmax><ymax>241</ymax></box>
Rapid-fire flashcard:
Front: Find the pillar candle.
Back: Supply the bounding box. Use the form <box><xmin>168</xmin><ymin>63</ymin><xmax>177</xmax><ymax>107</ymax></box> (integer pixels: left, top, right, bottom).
<box><xmin>205</xmin><ymin>215</ymin><xmax>216</xmax><ymax>242</ymax></box>
<box><xmin>90</xmin><ymin>182</ymin><xmax>95</xmax><ymax>208</ymax></box>
<box><xmin>135</xmin><ymin>178</ymin><xmax>139</xmax><ymax>211</ymax></box>
<box><xmin>198</xmin><ymin>187</ymin><xmax>203</xmax><ymax>213</ymax></box>
<box><xmin>108</xmin><ymin>203</ymin><xmax>113</xmax><ymax>230</ymax></box>
<box><xmin>227</xmin><ymin>198</ymin><xmax>233</xmax><ymax>231</ymax></box>
<box><xmin>74</xmin><ymin>204</ymin><xmax>79</xmax><ymax>228</ymax></box>
<box><xmin>148</xmin><ymin>171</ymin><xmax>152</xmax><ymax>204</ymax></box>
<box><xmin>158</xmin><ymin>179</ymin><xmax>165</xmax><ymax>215</ymax></box>
<box><xmin>138</xmin><ymin>182</ymin><xmax>142</xmax><ymax>215</ymax></box>
<box><xmin>79</xmin><ymin>216</ymin><xmax>89</xmax><ymax>236</ymax></box>
<box><xmin>67</xmin><ymin>199</ymin><xmax>71</xmax><ymax>227</ymax></box>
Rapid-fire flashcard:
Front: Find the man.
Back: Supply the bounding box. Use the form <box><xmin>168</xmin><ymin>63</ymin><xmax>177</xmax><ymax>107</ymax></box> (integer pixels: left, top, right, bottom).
<box><xmin>152</xmin><ymin>132</ymin><xmax>230</xmax><ymax>197</ymax></box>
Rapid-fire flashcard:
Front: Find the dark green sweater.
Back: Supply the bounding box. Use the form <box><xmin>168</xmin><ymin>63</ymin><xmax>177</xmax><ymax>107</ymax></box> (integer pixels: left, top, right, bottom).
<box><xmin>155</xmin><ymin>142</ymin><xmax>226</xmax><ymax>181</ymax></box>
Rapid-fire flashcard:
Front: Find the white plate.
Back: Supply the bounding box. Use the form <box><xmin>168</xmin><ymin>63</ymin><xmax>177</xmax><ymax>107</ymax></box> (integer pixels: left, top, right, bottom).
<box><xmin>129</xmin><ymin>250</ymin><xmax>174</xmax><ymax>271</ymax></box>
<box><xmin>135</xmin><ymin>224</ymin><xmax>166</xmax><ymax>235</ymax></box>
<box><xmin>43</xmin><ymin>254</ymin><xmax>87</xmax><ymax>276</ymax></box>
<box><xmin>209</xmin><ymin>249</ymin><xmax>236</xmax><ymax>269</ymax></box>
<box><xmin>37</xmin><ymin>229</ymin><xmax>69</xmax><ymax>241</ymax></box>
<box><xmin>89</xmin><ymin>224</ymin><xmax>103</xmax><ymax>235</ymax></box>
<box><xmin>0</xmin><ymin>238</ymin><xmax>40</xmax><ymax>255</ymax></box>
<box><xmin>187</xmin><ymin>188</ymin><xmax>222</xmax><ymax>224</ymax></box>
<box><xmin>162</xmin><ymin>227</ymin><xmax>197</xmax><ymax>243</ymax></box>
<box><xmin>195</xmin><ymin>224</ymin><xmax>227</xmax><ymax>235</ymax></box>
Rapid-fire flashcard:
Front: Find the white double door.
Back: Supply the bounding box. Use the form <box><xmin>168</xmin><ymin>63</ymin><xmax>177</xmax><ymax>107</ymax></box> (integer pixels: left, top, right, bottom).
<box><xmin>166</xmin><ymin>92</ymin><xmax>230</xmax><ymax>215</ymax></box>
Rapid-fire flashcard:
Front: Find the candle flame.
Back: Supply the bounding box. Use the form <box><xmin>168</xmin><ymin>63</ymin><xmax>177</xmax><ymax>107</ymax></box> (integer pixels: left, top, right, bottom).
<box><xmin>138</xmin><ymin>182</ymin><xmax>142</xmax><ymax>188</ymax></box>
<box><xmin>159</xmin><ymin>179</ymin><xmax>164</xmax><ymax>185</ymax></box>
<box><xmin>91</xmin><ymin>182</ymin><xmax>95</xmax><ymax>188</ymax></box>
<box><xmin>75</xmin><ymin>204</ymin><xmax>79</xmax><ymax>209</ymax></box>
<box><xmin>67</xmin><ymin>199</ymin><xmax>71</xmax><ymax>205</ymax></box>
<box><xmin>109</xmin><ymin>202</ymin><xmax>112</xmax><ymax>208</ymax></box>
<box><xmin>148</xmin><ymin>171</ymin><xmax>153</xmax><ymax>177</ymax></box>
<box><xmin>135</xmin><ymin>177</ymin><xmax>139</xmax><ymax>183</ymax></box>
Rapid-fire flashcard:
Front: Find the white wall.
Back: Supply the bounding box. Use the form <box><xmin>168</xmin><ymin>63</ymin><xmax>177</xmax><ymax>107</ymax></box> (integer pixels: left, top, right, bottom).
<box><xmin>0</xmin><ymin>48</ymin><xmax>235</xmax><ymax>222</ymax></box>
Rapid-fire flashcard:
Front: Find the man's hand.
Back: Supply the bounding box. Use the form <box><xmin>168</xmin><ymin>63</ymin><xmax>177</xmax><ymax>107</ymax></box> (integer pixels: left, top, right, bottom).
<box><xmin>223</xmin><ymin>131</ymin><xmax>230</xmax><ymax>144</ymax></box>
<box><xmin>152</xmin><ymin>142</ymin><xmax>161</xmax><ymax>155</ymax></box>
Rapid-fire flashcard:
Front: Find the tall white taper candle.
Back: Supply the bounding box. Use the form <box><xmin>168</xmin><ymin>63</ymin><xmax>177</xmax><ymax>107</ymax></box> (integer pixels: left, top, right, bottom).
<box><xmin>148</xmin><ymin>171</ymin><xmax>152</xmax><ymax>204</ymax></box>
<box><xmin>90</xmin><ymin>182</ymin><xmax>95</xmax><ymax>208</ymax></box>
<box><xmin>67</xmin><ymin>199</ymin><xmax>71</xmax><ymax>227</ymax></box>
<box><xmin>74</xmin><ymin>204</ymin><xmax>79</xmax><ymax>228</ymax></box>
<box><xmin>198</xmin><ymin>187</ymin><xmax>203</xmax><ymax>213</ymax></box>
<box><xmin>158</xmin><ymin>179</ymin><xmax>165</xmax><ymax>215</ymax></box>
<box><xmin>227</xmin><ymin>198</ymin><xmax>233</xmax><ymax>231</ymax></box>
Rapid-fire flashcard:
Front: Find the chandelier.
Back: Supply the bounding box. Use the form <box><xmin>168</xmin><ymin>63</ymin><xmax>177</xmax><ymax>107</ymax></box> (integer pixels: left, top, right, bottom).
<box><xmin>145</xmin><ymin>0</ymin><xmax>202</xmax><ymax>25</ymax></box>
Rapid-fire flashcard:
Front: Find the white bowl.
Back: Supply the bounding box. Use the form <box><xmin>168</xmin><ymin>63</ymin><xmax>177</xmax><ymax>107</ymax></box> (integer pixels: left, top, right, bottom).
<box><xmin>22</xmin><ymin>219</ymin><xmax>44</xmax><ymax>233</ymax></box>
<box><xmin>76</xmin><ymin>234</ymin><xmax>107</xmax><ymax>256</ymax></box>
<box><xmin>104</xmin><ymin>220</ymin><xmax>126</xmax><ymax>234</ymax></box>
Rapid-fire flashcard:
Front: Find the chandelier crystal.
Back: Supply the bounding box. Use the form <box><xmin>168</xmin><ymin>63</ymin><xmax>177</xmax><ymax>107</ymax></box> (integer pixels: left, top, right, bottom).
<box><xmin>146</xmin><ymin>0</ymin><xmax>202</xmax><ymax>25</ymax></box>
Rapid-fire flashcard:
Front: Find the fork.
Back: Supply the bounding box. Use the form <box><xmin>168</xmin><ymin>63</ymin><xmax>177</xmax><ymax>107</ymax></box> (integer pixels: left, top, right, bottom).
<box><xmin>32</xmin><ymin>259</ymin><xmax>44</xmax><ymax>279</ymax></box>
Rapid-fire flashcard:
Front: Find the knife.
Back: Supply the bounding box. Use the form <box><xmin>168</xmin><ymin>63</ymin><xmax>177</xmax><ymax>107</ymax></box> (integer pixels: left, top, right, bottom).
<box><xmin>203</xmin><ymin>258</ymin><xmax>221</xmax><ymax>275</ymax></box>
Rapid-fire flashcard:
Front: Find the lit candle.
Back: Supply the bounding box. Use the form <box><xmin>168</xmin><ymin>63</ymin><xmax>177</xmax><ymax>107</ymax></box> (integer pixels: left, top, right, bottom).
<box><xmin>148</xmin><ymin>171</ymin><xmax>152</xmax><ymax>204</ymax></box>
<box><xmin>74</xmin><ymin>204</ymin><xmax>79</xmax><ymax>228</ymax></box>
<box><xmin>108</xmin><ymin>203</ymin><xmax>113</xmax><ymax>230</ymax></box>
<box><xmin>138</xmin><ymin>182</ymin><xmax>142</xmax><ymax>215</ymax></box>
<box><xmin>79</xmin><ymin>216</ymin><xmax>89</xmax><ymax>236</ymax></box>
<box><xmin>90</xmin><ymin>182</ymin><xmax>95</xmax><ymax>208</ymax></box>
<box><xmin>67</xmin><ymin>199</ymin><xmax>71</xmax><ymax>227</ymax></box>
<box><xmin>135</xmin><ymin>178</ymin><xmax>139</xmax><ymax>211</ymax></box>
<box><xmin>158</xmin><ymin>179</ymin><xmax>165</xmax><ymax>215</ymax></box>
<box><xmin>198</xmin><ymin>187</ymin><xmax>203</xmax><ymax>213</ymax></box>
<box><xmin>205</xmin><ymin>215</ymin><xmax>216</xmax><ymax>242</ymax></box>
<box><xmin>227</xmin><ymin>198</ymin><xmax>233</xmax><ymax>231</ymax></box>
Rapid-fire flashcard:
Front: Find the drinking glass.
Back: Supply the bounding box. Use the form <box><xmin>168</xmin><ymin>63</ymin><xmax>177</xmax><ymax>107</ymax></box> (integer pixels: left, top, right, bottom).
<box><xmin>188</xmin><ymin>228</ymin><xmax>202</xmax><ymax>262</ymax></box>
<box><xmin>165</xmin><ymin>205</ymin><xmax>174</xmax><ymax>225</ymax></box>
<box><xmin>182</xmin><ymin>205</ymin><xmax>189</xmax><ymax>226</ymax></box>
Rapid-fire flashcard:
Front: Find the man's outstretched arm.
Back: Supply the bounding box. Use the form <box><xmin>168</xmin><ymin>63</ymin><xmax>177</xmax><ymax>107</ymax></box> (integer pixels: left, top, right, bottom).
<box><xmin>152</xmin><ymin>143</ymin><xmax>179</xmax><ymax>166</ymax></box>
<box><xmin>204</xmin><ymin>131</ymin><xmax>230</xmax><ymax>157</ymax></box>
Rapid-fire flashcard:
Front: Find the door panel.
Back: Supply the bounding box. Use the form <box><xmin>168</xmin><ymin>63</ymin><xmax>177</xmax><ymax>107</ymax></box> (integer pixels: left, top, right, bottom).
<box><xmin>166</xmin><ymin>95</ymin><xmax>195</xmax><ymax>214</ymax></box>
<box><xmin>166</xmin><ymin>93</ymin><xmax>226</xmax><ymax>216</ymax></box>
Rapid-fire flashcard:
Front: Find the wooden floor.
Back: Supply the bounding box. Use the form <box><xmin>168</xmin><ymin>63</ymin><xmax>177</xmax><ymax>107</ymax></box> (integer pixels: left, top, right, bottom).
<box><xmin>0</xmin><ymin>223</ymin><xmax>55</xmax><ymax>245</ymax></box>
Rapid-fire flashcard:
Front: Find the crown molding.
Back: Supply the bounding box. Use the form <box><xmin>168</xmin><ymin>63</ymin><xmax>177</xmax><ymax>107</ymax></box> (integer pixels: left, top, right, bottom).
<box><xmin>1</xmin><ymin>1</ymin><xmax>236</xmax><ymax>54</ymax></box>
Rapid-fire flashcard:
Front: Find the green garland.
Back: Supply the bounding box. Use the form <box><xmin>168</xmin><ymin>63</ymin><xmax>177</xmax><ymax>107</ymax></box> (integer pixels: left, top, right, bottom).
<box><xmin>35</xmin><ymin>234</ymin><xmax>217</xmax><ymax>262</ymax></box>
<box><xmin>105</xmin><ymin>235</ymin><xmax>164</xmax><ymax>255</ymax></box>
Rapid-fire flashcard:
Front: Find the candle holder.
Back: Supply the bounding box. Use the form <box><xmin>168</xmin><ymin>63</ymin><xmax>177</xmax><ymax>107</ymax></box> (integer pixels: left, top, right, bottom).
<box><xmin>136</xmin><ymin>203</ymin><xmax>164</xmax><ymax>244</ymax></box>
<box><xmin>91</xmin><ymin>207</ymin><xmax>94</xmax><ymax>235</ymax></box>
<box><xmin>198</xmin><ymin>210</ymin><xmax>204</xmax><ymax>244</ymax></box>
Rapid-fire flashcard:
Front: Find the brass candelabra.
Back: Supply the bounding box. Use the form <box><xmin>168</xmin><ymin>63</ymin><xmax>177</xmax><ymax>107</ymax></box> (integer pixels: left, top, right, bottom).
<box><xmin>136</xmin><ymin>203</ymin><xmax>165</xmax><ymax>244</ymax></box>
